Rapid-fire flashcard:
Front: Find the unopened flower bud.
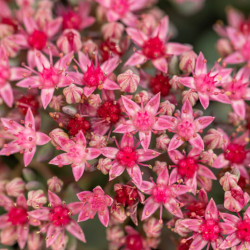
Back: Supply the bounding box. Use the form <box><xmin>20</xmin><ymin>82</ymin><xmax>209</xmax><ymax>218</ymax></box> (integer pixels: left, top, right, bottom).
<box><xmin>153</xmin><ymin>161</ymin><xmax>167</xmax><ymax>175</ymax></box>
<box><xmin>200</xmin><ymin>150</ymin><xmax>217</xmax><ymax>166</ymax></box>
<box><xmin>203</xmin><ymin>128</ymin><xmax>228</xmax><ymax>149</ymax></box>
<box><xmin>27</xmin><ymin>189</ymin><xmax>47</xmax><ymax>209</ymax></box>
<box><xmin>159</xmin><ymin>100</ymin><xmax>175</xmax><ymax>115</ymax></box>
<box><xmin>216</xmin><ymin>38</ymin><xmax>233</xmax><ymax>57</ymax></box>
<box><xmin>134</xmin><ymin>91</ymin><xmax>150</xmax><ymax>105</ymax></box>
<box><xmin>169</xmin><ymin>75</ymin><xmax>182</xmax><ymax>90</ymax></box>
<box><xmin>220</xmin><ymin>171</ymin><xmax>239</xmax><ymax>191</ymax></box>
<box><xmin>179</xmin><ymin>51</ymin><xmax>197</xmax><ymax>74</ymax></box>
<box><xmin>47</xmin><ymin>176</ymin><xmax>63</xmax><ymax>193</ymax></box>
<box><xmin>102</xmin><ymin>22</ymin><xmax>124</xmax><ymax>40</ymax></box>
<box><xmin>117</xmin><ymin>70</ymin><xmax>139</xmax><ymax>93</ymax></box>
<box><xmin>6</xmin><ymin>177</ymin><xmax>25</xmax><ymax>197</ymax></box>
<box><xmin>143</xmin><ymin>217</ymin><xmax>163</xmax><ymax>238</ymax></box>
<box><xmin>63</xmin><ymin>84</ymin><xmax>83</xmax><ymax>104</ymax></box>
<box><xmin>156</xmin><ymin>134</ymin><xmax>170</xmax><ymax>151</ymax></box>
<box><xmin>97</xmin><ymin>158</ymin><xmax>112</xmax><ymax>175</ymax></box>
<box><xmin>182</xmin><ymin>90</ymin><xmax>198</xmax><ymax>106</ymax></box>
<box><xmin>89</xmin><ymin>134</ymin><xmax>107</xmax><ymax>148</ymax></box>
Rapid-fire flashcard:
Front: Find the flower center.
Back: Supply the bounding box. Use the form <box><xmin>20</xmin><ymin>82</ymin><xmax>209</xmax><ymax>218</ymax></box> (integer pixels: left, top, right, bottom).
<box><xmin>8</xmin><ymin>207</ymin><xmax>28</xmax><ymax>225</ymax></box>
<box><xmin>200</xmin><ymin>219</ymin><xmax>220</xmax><ymax>241</ymax></box>
<box><xmin>111</xmin><ymin>0</ymin><xmax>129</xmax><ymax>16</ymax></box>
<box><xmin>39</xmin><ymin>66</ymin><xmax>61</xmax><ymax>89</ymax></box>
<box><xmin>0</xmin><ymin>64</ymin><xmax>10</xmax><ymax>88</ymax></box>
<box><xmin>116</xmin><ymin>146</ymin><xmax>138</xmax><ymax>168</ymax></box>
<box><xmin>133</xmin><ymin>111</ymin><xmax>154</xmax><ymax>131</ymax></box>
<box><xmin>28</xmin><ymin>30</ymin><xmax>47</xmax><ymax>50</ymax></box>
<box><xmin>150</xmin><ymin>72</ymin><xmax>171</xmax><ymax>96</ymax></box>
<box><xmin>143</xmin><ymin>37</ymin><xmax>166</xmax><ymax>59</ymax></box>
<box><xmin>186</xmin><ymin>201</ymin><xmax>206</xmax><ymax>218</ymax></box>
<box><xmin>224</xmin><ymin>143</ymin><xmax>247</xmax><ymax>164</ymax></box>
<box><xmin>195</xmin><ymin>74</ymin><xmax>216</xmax><ymax>93</ymax></box>
<box><xmin>89</xmin><ymin>194</ymin><xmax>108</xmax><ymax>212</ymax></box>
<box><xmin>236</xmin><ymin>219</ymin><xmax>250</xmax><ymax>242</ymax></box>
<box><xmin>17</xmin><ymin>95</ymin><xmax>39</xmax><ymax>115</ymax></box>
<box><xmin>83</xmin><ymin>63</ymin><xmax>106</xmax><ymax>87</ymax></box>
<box><xmin>176</xmin><ymin>119</ymin><xmax>195</xmax><ymax>140</ymax></box>
<box><xmin>152</xmin><ymin>185</ymin><xmax>171</xmax><ymax>204</ymax></box>
<box><xmin>97</xmin><ymin>101</ymin><xmax>121</xmax><ymax>124</ymax></box>
<box><xmin>115</xmin><ymin>186</ymin><xmax>139</xmax><ymax>207</ymax></box>
<box><xmin>67</xmin><ymin>117</ymin><xmax>90</xmax><ymax>136</ymax></box>
<box><xmin>15</xmin><ymin>128</ymin><xmax>36</xmax><ymax>148</ymax></box>
<box><xmin>225</xmin><ymin>80</ymin><xmax>247</xmax><ymax>100</ymax></box>
<box><xmin>177</xmin><ymin>157</ymin><xmax>198</xmax><ymax>179</ymax></box>
<box><xmin>62</xmin><ymin>11</ymin><xmax>81</xmax><ymax>30</ymax></box>
<box><xmin>126</xmin><ymin>234</ymin><xmax>144</xmax><ymax>250</ymax></box>
<box><xmin>100</xmin><ymin>39</ymin><xmax>122</xmax><ymax>62</ymax></box>
<box><xmin>49</xmin><ymin>205</ymin><xmax>71</xmax><ymax>227</ymax></box>
<box><xmin>67</xmin><ymin>144</ymin><xmax>87</xmax><ymax>164</ymax></box>
<box><xmin>241</xmin><ymin>41</ymin><xmax>250</xmax><ymax>61</ymax></box>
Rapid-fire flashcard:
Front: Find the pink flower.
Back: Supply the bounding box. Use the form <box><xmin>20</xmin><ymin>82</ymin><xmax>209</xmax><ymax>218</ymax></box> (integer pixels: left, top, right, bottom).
<box><xmin>69</xmin><ymin>52</ymin><xmax>120</xmax><ymax>97</ymax></box>
<box><xmin>178</xmin><ymin>199</ymin><xmax>231</xmax><ymax>250</ymax></box>
<box><xmin>77</xmin><ymin>186</ymin><xmax>113</xmax><ymax>227</ymax></box>
<box><xmin>162</xmin><ymin>100</ymin><xmax>214</xmax><ymax>151</ymax></box>
<box><xmin>179</xmin><ymin>52</ymin><xmax>232</xmax><ymax>109</ymax></box>
<box><xmin>95</xmin><ymin>0</ymin><xmax>148</xmax><ymax>27</ymax></box>
<box><xmin>125</xmin><ymin>16</ymin><xmax>191</xmax><ymax>73</ymax></box>
<box><xmin>140</xmin><ymin>167</ymin><xmax>189</xmax><ymax>221</ymax></box>
<box><xmin>17</xmin><ymin>51</ymin><xmax>74</xmax><ymax>109</ymax></box>
<box><xmin>102</xmin><ymin>133</ymin><xmax>160</xmax><ymax>187</ymax></box>
<box><xmin>0</xmin><ymin>194</ymin><xmax>40</xmax><ymax>249</ymax></box>
<box><xmin>28</xmin><ymin>191</ymin><xmax>85</xmax><ymax>247</ymax></box>
<box><xmin>222</xmin><ymin>67</ymin><xmax>250</xmax><ymax>119</ymax></box>
<box><xmin>0</xmin><ymin>108</ymin><xmax>51</xmax><ymax>166</ymax></box>
<box><xmin>49</xmin><ymin>130</ymin><xmax>101</xmax><ymax>181</ymax></box>
<box><xmin>169</xmin><ymin>147</ymin><xmax>216</xmax><ymax>194</ymax></box>
<box><xmin>220</xmin><ymin>207</ymin><xmax>250</xmax><ymax>249</ymax></box>
<box><xmin>114</xmin><ymin>93</ymin><xmax>172</xmax><ymax>149</ymax></box>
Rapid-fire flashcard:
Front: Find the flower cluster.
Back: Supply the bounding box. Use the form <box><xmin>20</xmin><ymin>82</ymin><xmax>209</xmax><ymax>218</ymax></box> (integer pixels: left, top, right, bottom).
<box><xmin>0</xmin><ymin>0</ymin><xmax>249</xmax><ymax>250</ymax></box>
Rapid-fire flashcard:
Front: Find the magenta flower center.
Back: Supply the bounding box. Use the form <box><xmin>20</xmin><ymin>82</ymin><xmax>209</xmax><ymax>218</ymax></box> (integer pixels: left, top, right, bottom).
<box><xmin>40</xmin><ymin>66</ymin><xmax>61</xmax><ymax>89</ymax></box>
<box><xmin>83</xmin><ymin>63</ymin><xmax>106</xmax><ymax>87</ymax></box>
<box><xmin>241</xmin><ymin>41</ymin><xmax>250</xmax><ymax>61</ymax></box>
<box><xmin>195</xmin><ymin>74</ymin><xmax>216</xmax><ymax>93</ymax></box>
<box><xmin>28</xmin><ymin>30</ymin><xmax>47</xmax><ymax>50</ymax></box>
<box><xmin>186</xmin><ymin>201</ymin><xmax>206</xmax><ymax>218</ymax></box>
<box><xmin>97</xmin><ymin>101</ymin><xmax>121</xmax><ymax>124</ymax></box>
<box><xmin>152</xmin><ymin>184</ymin><xmax>171</xmax><ymax>204</ymax></box>
<box><xmin>150</xmin><ymin>73</ymin><xmax>171</xmax><ymax>97</ymax></box>
<box><xmin>62</xmin><ymin>11</ymin><xmax>81</xmax><ymax>30</ymax></box>
<box><xmin>176</xmin><ymin>119</ymin><xmax>195</xmax><ymax>140</ymax></box>
<box><xmin>200</xmin><ymin>219</ymin><xmax>220</xmax><ymax>241</ymax></box>
<box><xmin>17</xmin><ymin>95</ymin><xmax>39</xmax><ymax>115</ymax></box>
<box><xmin>67</xmin><ymin>117</ymin><xmax>90</xmax><ymax>136</ymax></box>
<box><xmin>236</xmin><ymin>219</ymin><xmax>250</xmax><ymax>242</ymax></box>
<box><xmin>8</xmin><ymin>207</ymin><xmax>28</xmax><ymax>225</ymax></box>
<box><xmin>126</xmin><ymin>234</ymin><xmax>144</xmax><ymax>250</ymax></box>
<box><xmin>143</xmin><ymin>37</ymin><xmax>166</xmax><ymax>59</ymax></box>
<box><xmin>0</xmin><ymin>64</ymin><xmax>10</xmax><ymax>87</ymax></box>
<box><xmin>115</xmin><ymin>186</ymin><xmax>139</xmax><ymax>207</ymax></box>
<box><xmin>133</xmin><ymin>111</ymin><xmax>155</xmax><ymax>131</ymax></box>
<box><xmin>111</xmin><ymin>0</ymin><xmax>129</xmax><ymax>16</ymax></box>
<box><xmin>49</xmin><ymin>205</ymin><xmax>71</xmax><ymax>227</ymax></box>
<box><xmin>177</xmin><ymin>157</ymin><xmax>198</xmax><ymax>179</ymax></box>
<box><xmin>116</xmin><ymin>146</ymin><xmax>138</xmax><ymax>168</ymax></box>
<box><xmin>224</xmin><ymin>143</ymin><xmax>247</xmax><ymax>164</ymax></box>
<box><xmin>15</xmin><ymin>128</ymin><xmax>36</xmax><ymax>148</ymax></box>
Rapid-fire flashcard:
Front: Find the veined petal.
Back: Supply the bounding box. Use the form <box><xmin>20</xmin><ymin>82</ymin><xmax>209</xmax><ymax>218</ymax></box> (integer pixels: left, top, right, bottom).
<box><xmin>205</xmin><ymin>198</ymin><xmax>218</xmax><ymax>221</ymax></box>
<box><xmin>101</xmin><ymin>55</ymin><xmax>120</xmax><ymax>75</ymax></box>
<box><xmin>198</xmin><ymin>165</ymin><xmax>216</xmax><ymax>180</ymax></box>
<box><xmin>46</xmin><ymin>225</ymin><xmax>62</xmax><ymax>247</ymax></box>
<box><xmin>126</xmin><ymin>28</ymin><xmax>148</xmax><ymax>47</ymax></box>
<box><xmin>41</xmin><ymin>88</ymin><xmax>55</xmax><ymax>109</ymax></box>
<box><xmin>78</xmin><ymin>51</ymin><xmax>91</xmax><ymax>72</ymax></box>
<box><xmin>168</xmin><ymin>134</ymin><xmax>184</xmax><ymax>151</ymax></box>
<box><xmin>181</xmin><ymin>100</ymin><xmax>193</xmax><ymax>120</ymax></box>
<box><xmin>152</xmin><ymin>57</ymin><xmax>168</xmax><ymax>73</ymax></box>
<box><xmin>152</xmin><ymin>117</ymin><xmax>173</xmax><ymax>130</ymax></box>
<box><xmin>179</xmin><ymin>77</ymin><xmax>195</xmax><ymax>89</ymax></box>
<box><xmin>219</xmin><ymin>233</ymin><xmax>241</xmax><ymax>249</ymax></box>
<box><xmin>17</xmin><ymin>224</ymin><xmax>29</xmax><ymax>249</ymax></box>
<box><xmin>48</xmin><ymin>190</ymin><xmax>62</xmax><ymax>207</ymax></box>
<box><xmin>122</xmin><ymin>95</ymin><xmax>140</xmax><ymax>116</ymax></box>
<box><xmin>157</xmin><ymin>167</ymin><xmax>169</xmax><ymax>185</ymax></box>
<box><xmin>164</xmin><ymin>198</ymin><xmax>183</xmax><ymax>218</ymax></box>
<box><xmin>125</xmin><ymin>52</ymin><xmax>147</xmax><ymax>67</ymax></box>
<box><xmin>25</xmin><ymin>108</ymin><xmax>35</xmax><ymax>130</ymax></box>
<box><xmin>145</xmin><ymin>93</ymin><xmax>160</xmax><ymax>115</ymax></box>
<box><xmin>113</xmin><ymin>121</ymin><xmax>135</xmax><ymax>133</ymax></box>
<box><xmin>178</xmin><ymin>219</ymin><xmax>202</xmax><ymax>232</ymax></box>
<box><xmin>66</xmin><ymin>220</ymin><xmax>86</xmax><ymax>243</ymax></box>
<box><xmin>198</xmin><ymin>92</ymin><xmax>210</xmax><ymax>109</ymax></box>
<box><xmin>49</xmin><ymin>153</ymin><xmax>71</xmax><ymax>166</ymax></box>
<box><xmin>0</xmin><ymin>214</ymin><xmax>11</xmax><ymax>229</ymax></box>
<box><xmin>0</xmin><ymin>82</ymin><xmax>13</xmax><ymax>107</ymax></box>
<box><xmin>195</xmin><ymin>52</ymin><xmax>207</xmax><ymax>75</ymax></box>
<box><xmin>153</xmin><ymin>16</ymin><xmax>169</xmax><ymax>42</ymax></box>
<box><xmin>189</xmin><ymin>134</ymin><xmax>204</xmax><ymax>151</ymax></box>
<box><xmin>190</xmin><ymin>235</ymin><xmax>208</xmax><ymax>250</ymax></box>
<box><xmin>232</xmin><ymin>100</ymin><xmax>246</xmax><ymax>119</ymax></box>
<box><xmin>67</xmin><ymin>202</ymin><xmax>83</xmax><ymax>215</ymax></box>
<box><xmin>141</xmin><ymin>198</ymin><xmax>159</xmax><ymax>220</ymax></box>
<box><xmin>103</xmin><ymin>78</ymin><xmax>120</xmax><ymax>90</ymax></box>
<box><xmin>166</xmin><ymin>42</ymin><xmax>192</xmax><ymax>55</ymax></box>
<box><xmin>194</xmin><ymin>116</ymin><xmax>214</xmax><ymax>131</ymax></box>
<box><xmin>127</xmin><ymin>164</ymin><xmax>142</xmax><ymax>187</ymax></box>
<box><xmin>137</xmin><ymin>149</ymin><xmax>160</xmax><ymax>162</ymax></box>
<box><xmin>72</xmin><ymin>163</ymin><xmax>85</xmax><ymax>181</ymax></box>
<box><xmin>120</xmin><ymin>133</ymin><xmax>134</xmax><ymax>148</ymax></box>
<box><xmin>28</xmin><ymin>208</ymin><xmax>50</xmax><ymax>220</ymax></box>
<box><xmin>16</xmin><ymin>76</ymin><xmax>40</xmax><ymax>88</ymax></box>
<box><xmin>224</xmin><ymin>52</ymin><xmax>245</xmax><ymax>64</ymax></box>
<box><xmin>139</xmin><ymin>131</ymin><xmax>151</xmax><ymax>150</ymax></box>
<box><xmin>83</xmin><ymin>86</ymin><xmax>96</xmax><ymax>97</ymax></box>
<box><xmin>168</xmin><ymin>150</ymin><xmax>184</xmax><ymax>165</ymax></box>
<box><xmin>46</xmin><ymin>17</ymin><xmax>62</xmax><ymax>38</ymax></box>
<box><xmin>0</xmin><ymin>141</ymin><xmax>21</xmax><ymax>156</ymax></box>
<box><xmin>101</xmin><ymin>147</ymin><xmax>118</xmax><ymax>159</ymax></box>
<box><xmin>86</xmin><ymin>148</ymin><xmax>101</xmax><ymax>160</ymax></box>
<box><xmin>109</xmin><ymin>162</ymin><xmax>125</xmax><ymax>181</ymax></box>
<box><xmin>98</xmin><ymin>207</ymin><xmax>110</xmax><ymax>227</ymax></box>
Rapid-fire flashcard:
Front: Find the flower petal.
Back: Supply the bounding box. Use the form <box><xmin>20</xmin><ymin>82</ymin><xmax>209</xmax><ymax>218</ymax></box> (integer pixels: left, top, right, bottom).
<box><xmin>139</xmin><ymin>131</ymin><xmax>152</xmax><ymax>150</ymax></box>
<box><xmin>127</xmin><ymin>164</ymin><xmax>142</xmax><ymax>187</ymax></box>
<box><xmin>72</xmin><ymin>163</ymin><xmax>85</xmax><ymax>181</ymax></box>
<box><xmin>152</xmin><ymin>57</ymin><xmax>168</xmax><ymax>73</ymax></box>
<box><xmin>66</xmin><ymin>220</ymin><xmax>86</xmax><ymax>242</ymax></box>
<box><xmin>126</xmin><ymin>28</ymin><xmax>148</xmax><ymax>47</ymax></box>
<box><xmin>121</xmin><ymin>95</ymin><xmax>140</xmax><ymax>116</ymax></box>
<box><xmin>141</xmin><ymin>198</ymin><xmax>159</xmax><ymax>220</ymax></box>
<box><xmin>109</xmin><ymin>162</ymin><xmax>125</xmax><ymax>181</ymax></box>
<box><xmin>23</xmin><ymin>147</ymin><xmax>36</xmax><ymax>167</ymax></box>
<box><xmin>145</xmin><ymin>93</ymin><xmax>160</xmax><ymax>115</ymax></box>
<box><xmin>125</xmin><ymin>51</ymin><xmax>147</xmax><ymax>67</ymax></box>
<box><xmin>17</xmin><ymin>224</ymin><xmax>29</xmax><ymax>249</ymax></box>
<box><xmin>137</xmin><ymin>149</ymin><xmax>160</xmax><ymax>162</ymax></box>
<box><xmin>98</xmin><ymin>207</ymin><xmax>110</xmax><ymax>227</ymax></box>
<box><xmin>48</xmin><ymin>190</ymin><xmax>62</xmax><ymax>207</ymax></box>
<box><xmin>168</xmin><ymin>134</ymin><xmax>184</xmax><ymax>151</ymax></box>
<box><xmin>195</xmin><ymin>52</ymin><xmax>207</xmax><ymax>75</ymax></box>
<box><xmin>205</xmin><ymin>198</ymin><xmax>218</xmax><ymax>221</ymax></box>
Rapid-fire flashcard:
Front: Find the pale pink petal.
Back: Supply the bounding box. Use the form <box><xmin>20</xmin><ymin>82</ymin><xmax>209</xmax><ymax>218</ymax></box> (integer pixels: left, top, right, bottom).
<box><xmin>139</xmin><ymin>131</ymin><xmax>151</xmax><ymax>150</ymax></box>
<box><xmin>41</xmin><ymin>88</ymin><xmax>55</xmax><ymax>109</ymax></box>
<box><xmin>227</xmin><ymin>27</ymin><xmax>246</xmax><ymax>49</ymax></box>
<box><xmin>152</xmin><ymin>117</ymin><xmax>173</xmax><ymax>131</ymax></box>
<box><xmin>122</xmin><ymin>95</ymin><xmax>140</xmax><ymax>116</ymax></box>
<box><xmin>107</xmin><ymin>10</ymin><xmax>120</xmax><ymax>22</ymax></box>
<box><xmin>0</xmin><ymin>82</ymin><xmax>13</xmax><ymax>107</ymax></box>
<box><xmin>164</xmin><ymin>198</ymin><xmax>183</xmax><ymax>218</ymax></box>
<box><xmin>54</xmin><ymin>51</ymin><xmax>74</xmax><ymax>70</ymax></box>
<box><xmin>78</xmin><ymin>51</ymin><xmax>91</xmax><ymax>72</ymax></box>
<box><xmin>86</xmin><ymin>148</ymin><xmax>101</xmax><ymax>160</ymax></box>
<box><xmin>122</xmin><ymin>12</ymin><xmax>137</xmax><ymax>27</ymax></box>
<box><xmin>120</xmin><ymin>133</ymin><xmax>134</xmax><ymax>148</ymax></box>
<box><xmin>25</xmin><ymin>108</ymin><xmax>35</xmax><ymax>130</ymax></box>
<box><xmin>145</xmin><ymin>92</ymin><xmax>160</xmax><ymax>115</ymax></box>
<box><xmin>140</xmin><ymin>181</ymin><xmax>154</xmax><ymax>194</ymax></box>
<box><xmin>157</xmin><ymin>167</ymin><xmax>169</xmax><ymax>185</ymax></box>
<box><xmin>46</xmin><ymin>17</ymin><xmax>62</xmax><ymax>37</ymax></box>
<box><xmin>198</xmin><ymin>189</ymin><xmax>208</xmax><ymax>203</ymax></box>
<box><xmin>103</xmin><ymin>78</ymin><xmax>120</xmax><ymax>90</ymax></box>
<box><xmin>49</xmin><ymin>153</ymin><xmax>72</xmax><ymax>166</ymax></box>
<box><xmin>77</xmin><ymin>191</ymin><xmax>92</xmax><ymax>201</ymax></box>
<box><xmin>126</xmin><ymin>28</ymin><xmax>148</xmax><ymax>47</ymax></box>
<box><xmin>219</xmin><ymin>233</ymin><xmax>241</xmax><ymax>249</ymax></box>
<box><xmin>168</xmin><ymin>150</ymin><xmax>184</xmax><ymax>164</ymax></box>
<box><xmin>75</xmin><ymin>130</ymin><xmax>86</xmax><ymax>146</ymax></box>
<box><xmin>34</xmin><ymin>52</ymin><xmax>50</xmax><ymax>72</ymax></box>
<box><xmin>189</xmin><ymin>134</ymin><xmax>204</xmax><ymax>151</ymax></box>
<box><xmin>83</xmin><ymin>86</ymin><xmax>96</xmax><ymax>97</ymax></box>
<box><xmin>137</xmin><ymin>149</ymin><xmax>160</xmax><ymax>162</ymax></box>
<box><xmin>17</xmin><ymin>224</ymin><xmax>29</xmax><ymax>249</ymax></box>
<box><xmin>190</xmin><ymin>235</ymin><xmax>208</xmax><ymax>250</ymax></box>
<box><xmin>101</xmin><ymin>147</ymin><xmax>118</xmax><ymax>159</ymax></box>
<box><xmin>101</xmin><ymin>55</ymin><xmax>120</xmax><ymax>75</ymax></box>
<box><xmin>181</xmin><ymin>100</ymin><xmax>193</xmax><ymax>120</ymax></box>
<box><xmin>125</xmin><ymin>52</ymin><xmax>147</xmax><ymax>67</ymax></box>
<box><xmin>16</xmin><ymin>76</ymin><xmax>40</xmax><ymax>88</ymax></box>
<box><xmin>17</xmin><ymin>194</ymin><xmax>28</xmax><ymax>209</ymax></box>
<box><xmin>10</xmin><ymin>67</ymin><xmax>31</xmax><ymax>81</ymax></box>
<box><xmin>152</xmin><ymin>57</ymin><xmax>168</xmax><ymax>73</ymax></box>
<box><xmin>23</xmin><ymin>147</ymin><xmax>36</xmax><ymax>167</ymax></box>
<box><xmin>23</xmin><ymin>15</ymin><xmax>37</xmax><ymax>34</ymax></box>
<box><xmin>153</xmin><ymin>16</ymin><xmax>169</xmax><ymax>42</ymax></box>
<box><xmin>178</xmin><ymin>219</ymin><xmax>202</xmax><ymax>232</ymax></box>
<box><xmin>113</xmin><ymin>121</ymin><xmax>135</xmax><ymax>133</ymax></box>
<box><xmin>0</xmin><ymin>214</ymin><xmax>11</xmax><ymax>229</ymax></box>
<box><xmin>198</xmin><ymin>92</ymin><xmax>210</xmax><ymax>109</ymax></box>
<box><xmin>48</xmin><ymin>190</ymin><xmax>62</xmax><ymax>207</ymax></box>
<box><xmin>28</xmin><ymin>208</ymin><xmax>50</xmax><ymax>220</ymax></box>
<box><xmin>66</xmin><ymin>220</ymin><xmax>86</xmax><ymax>242</ymax></box>
<box><xmin>179</xmin><ymin>77</ymin><xmax>195</xmax><ymax>89</ymax></box>
<box><xmin>127</xmin><ymin>164</ymin><xmax>142</xmax><ymax>187</ymax></box>
<box><xmin>169</xmin><ymin>168</ymin><xmax>179</xmax><ymax>185</ymax></box>
<box><xmin>78</xmin><ymin>209</ymin><xmax>91</xmax><ymax>222</ymax></box>
<box><xmin>213</xmin><ymin>154</ymin><xmax>229</xmax><ymax>169</ymax></box>
<box><xmin>224</xmin><ymin>52</ymin><xmax>245</xmax><ymax>64</ymax></box>
<box><xmin>205</xmin><ymin>198</ymin><xmax>218</xmax><ymax>221</ymax></box>
<box><xmin>98</xmin><ymin>207</ymin><xmax>110</xmax><ymax>227</ymax></box>
<box><xmin>1</xmin><ymin>118</ymin><xmax>23</xmax><ymax>133</ymax></box>
<box><xmin>195</xmin><ymin>52</ymin><xmax>207</xmax><ymax>75</ymax></box>
<box><xmin>36</xmin><ymin>132</ymin><xmax>51</xmax><ymax>145</ymax></box>
<box><xmin>232</xmin><ymin>100</ymin><xmax>246</xmax><ymax>119</ymax></box>
<box><xmin>72</xmin><ymin>164</ymin><xmax>85</xmax><ymax>181</ymax></box>
<box><xmin>166</xmin><ymin>42</ymin><xmax>192</xmax><ymax>55</ymax></box>
<box><xmin>46</xmin><ymin>225</ymin><xmax>62</xmax><ymax>247</ymax></box>
<box><xmin>141</xmin><ymin>197</ymin><xmax>160</xmax><ymax>220</ymax></box>
<box><xmin>210</xmin><ymin>92</ymin><xmax>231</xmax><ymax>104</ymax></box>
<box><xmin>109</xmin><ymin>162</ymin><xmax>125</xmax><ymax>181</ymax></box>
<box><xmin>194</xmin><ymin>116</ymin><xmax>214</xmax><ymax>131</ymax></box>
<box><xmin>220</xmin><ymin>222</ymin><xmax>237</xmax><ymax>235</ymax></box>
<box><xmin>67</xmin><ymin>202</ymin><xmax>83</xmax><ymax>215</ymax></box>
<box><xmin>198</xmin><ymin>165</ymin><xmax>216</xmax><ymax>180</ymax></box>
<box><xmin>168</xmin><ymin>134</ymin><xmax>184</xmax><ymax>151</ymax></box>
<box><xmin>0</xmin><ymin>142</ymin><xmax>21</xmax><ymax>156</ymax></box>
